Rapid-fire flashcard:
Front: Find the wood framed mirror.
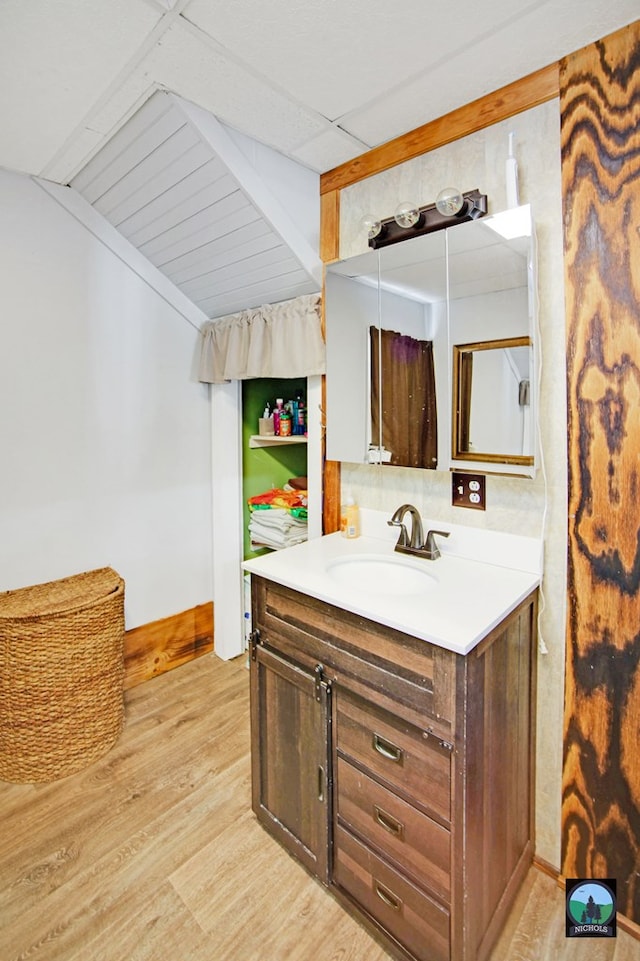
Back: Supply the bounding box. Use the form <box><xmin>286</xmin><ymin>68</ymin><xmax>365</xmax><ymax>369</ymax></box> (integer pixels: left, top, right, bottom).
<box><xmin>452</xmin><ymin>335</ymin><xmax>534</xmax><ymax>466</ymax></box>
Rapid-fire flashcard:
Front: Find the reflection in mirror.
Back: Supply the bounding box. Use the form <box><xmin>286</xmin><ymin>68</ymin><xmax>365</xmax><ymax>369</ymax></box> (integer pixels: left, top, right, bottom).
<box><xmin>374</xmin><ymin>231</ymin><xmax>445</xmax><ymax>468</ymax></box>
<box><xmin>324</xmin><ymin>246</ymin><xmax>380</xmax><ymax>464</ymax></box>
<box><xmin>325</xmin><ymin>231</ymin><xmax>447</xmax><ymax>467</ymax></box>
<box><xmin>371</xmin><ymin>327</ymin><xmax>438</xmax><ymax>468</ymax></box>
<box><xmin>453</xmin><ymin>337</ymin><xmax>533</xmax><ymax>465</ymax></box>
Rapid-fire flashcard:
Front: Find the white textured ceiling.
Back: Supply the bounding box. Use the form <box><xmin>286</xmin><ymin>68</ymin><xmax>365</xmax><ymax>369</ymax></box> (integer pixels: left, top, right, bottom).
<box><xmin>0</xmin><ymin>0</ymin><xmax>637</xmax><ymax>183</ymax></box>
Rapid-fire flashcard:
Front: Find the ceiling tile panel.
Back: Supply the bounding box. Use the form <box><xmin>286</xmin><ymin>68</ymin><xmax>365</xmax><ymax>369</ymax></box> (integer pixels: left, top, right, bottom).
<box><xmin>0</xmin><ymin>0</ymin><xmax>162</xmax><ymax>175</ymax></box>
<box><xmin>131</xmin><ymin>21</ymin><xmax>330</xmax><ymax>155</ymax></box>
<box><xmin>291</xmin><ymin>127</ymin><xmax>371</xmax><ymax>173</ymax></box>
<box><xmin>183</xmin><ymin>0</ymin><xmax>523</xmax><ymax>119</ymax></box>
<box><xmin>338</xmin><ymin>1</ymin><xmax>640</xmax><ymax>147</ymax></box>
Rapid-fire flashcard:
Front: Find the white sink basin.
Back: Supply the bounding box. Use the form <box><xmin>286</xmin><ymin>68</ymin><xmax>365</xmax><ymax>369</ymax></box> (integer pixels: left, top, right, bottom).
<box><xmin>326</xmin><ymin>554</ymin><xmax>437</xmax><ymax>596</ymax></box>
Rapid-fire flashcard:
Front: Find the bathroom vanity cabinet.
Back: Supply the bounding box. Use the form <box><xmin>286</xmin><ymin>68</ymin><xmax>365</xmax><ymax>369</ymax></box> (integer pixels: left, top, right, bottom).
<box><xmin>249</xmin><ymin>575</ymin><xmax>537</xmax><ymax>961</ymax></box>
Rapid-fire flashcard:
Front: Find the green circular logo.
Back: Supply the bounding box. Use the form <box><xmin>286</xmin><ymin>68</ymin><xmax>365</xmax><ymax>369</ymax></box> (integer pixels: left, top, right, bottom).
<box><xmin>568</xmin><ymin>882</ymin><xmax>615</xmax><ymax>926</ymax></box>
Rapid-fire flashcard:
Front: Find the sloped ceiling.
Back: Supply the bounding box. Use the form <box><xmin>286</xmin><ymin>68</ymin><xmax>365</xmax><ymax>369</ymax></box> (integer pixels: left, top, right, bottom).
<box><xmin>69</xmin><ymin>91</ymin><xmax>321</xmax><ymax>319</ymax></box>
<box><xmin>1</xmin><ymin>2</ymin><xmax>637</xmax><ymax>322</ymax></box>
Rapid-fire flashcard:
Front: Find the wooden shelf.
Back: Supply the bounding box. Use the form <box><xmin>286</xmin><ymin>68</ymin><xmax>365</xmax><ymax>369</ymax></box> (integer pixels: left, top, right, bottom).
<box><xmin>249</xmin><ymin>434</ymin><xmax>308</xmax><ymax>448</ymax></box>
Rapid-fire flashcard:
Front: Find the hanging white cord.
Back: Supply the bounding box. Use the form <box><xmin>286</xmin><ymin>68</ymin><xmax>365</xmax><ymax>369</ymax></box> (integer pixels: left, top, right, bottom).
<box><xmin>531</xmin><ymin>224</ymin><xmax>549</xmax><ymax>655</ymax></box>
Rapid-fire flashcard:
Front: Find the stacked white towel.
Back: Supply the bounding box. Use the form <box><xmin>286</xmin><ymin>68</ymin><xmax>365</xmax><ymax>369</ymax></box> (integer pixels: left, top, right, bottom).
<box><xmin>249</xmin><ymin>508</ymin><xmax>308</xmax><ymax>551</ymax></box>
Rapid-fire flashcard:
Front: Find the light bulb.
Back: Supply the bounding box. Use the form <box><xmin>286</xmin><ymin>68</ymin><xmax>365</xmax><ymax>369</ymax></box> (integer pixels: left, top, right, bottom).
<box><xmin>435</xmin><ymin>187</ymin><xmax>464</xmax><ymax>217</ymax></box>
<box><xmin>360</xmin><ymin>213</ymin><xmax>382</xmax><ymax>239</ymax></box>
<box><xmin>394</xmin><ymin>201</ymin><xmax>420</xmax><ymax>229</ymax></box>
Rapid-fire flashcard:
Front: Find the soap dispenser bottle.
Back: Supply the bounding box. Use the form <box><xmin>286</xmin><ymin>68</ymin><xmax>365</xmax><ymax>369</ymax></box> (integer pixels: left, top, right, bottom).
<box><xmin>340</xmin><ymin>494</ymin><xmax>360</xmax><ymax>539</ymax></box>
<box><xmin>273</xmin><ymin>398</ymin><xmax>284</xmax><ymax>435</ymax></box>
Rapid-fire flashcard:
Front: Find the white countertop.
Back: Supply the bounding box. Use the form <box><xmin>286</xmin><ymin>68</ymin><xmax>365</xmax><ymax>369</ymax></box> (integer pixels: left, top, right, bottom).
<box><xmin>243</xmin><ymin>509</ymin><xmax>542</xmax><ymax>656</ymax></box>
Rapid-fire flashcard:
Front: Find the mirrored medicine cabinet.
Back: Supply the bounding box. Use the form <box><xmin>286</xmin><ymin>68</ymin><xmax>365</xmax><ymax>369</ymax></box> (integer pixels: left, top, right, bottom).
<box><xmin>324</xmin><ymin>203</ymin><xmax>537</xmax><ymax>477</ymax></box>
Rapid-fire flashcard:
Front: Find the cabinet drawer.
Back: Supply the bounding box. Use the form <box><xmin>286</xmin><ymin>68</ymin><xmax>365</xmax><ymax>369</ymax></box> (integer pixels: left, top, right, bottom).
<box><xmin>336</xmin><ymin>688</ymin><xmax>451</xmax><ymax>824</ymax></box>
<box><xmin>334</xmin><ymin>824</ymin><xmax>450</xmax><ymax>961</ymax></box>
<box><xmin>337</xmin><ymin>757</ymin><xmax>450</xmax><ymax>901</ymax></box>
<box><xmin>254</xmin><ymin>577</ymin><xmax>456</xmax><ymax>731</ymax></box>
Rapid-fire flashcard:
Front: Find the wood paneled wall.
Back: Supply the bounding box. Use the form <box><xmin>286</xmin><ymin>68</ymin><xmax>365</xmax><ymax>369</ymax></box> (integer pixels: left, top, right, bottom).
<box><xmin>560</xmin><ymin>22</ymin><xmax>640</xmax><ymax>927</ymax></box>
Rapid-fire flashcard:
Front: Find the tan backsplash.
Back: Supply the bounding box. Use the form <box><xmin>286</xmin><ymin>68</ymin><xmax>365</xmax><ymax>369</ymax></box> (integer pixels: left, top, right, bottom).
<box><xmin>336</xmin><ymin>100</ymin><xmax>567</xmax><ymax>867</ymax></box>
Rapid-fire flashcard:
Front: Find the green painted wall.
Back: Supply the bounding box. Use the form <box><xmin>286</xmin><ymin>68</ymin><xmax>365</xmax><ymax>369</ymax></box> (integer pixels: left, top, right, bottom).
<box><xmin>242</xmin><ymin>378</ymin><xmax>308</xmax><ymax>560</ymax></box>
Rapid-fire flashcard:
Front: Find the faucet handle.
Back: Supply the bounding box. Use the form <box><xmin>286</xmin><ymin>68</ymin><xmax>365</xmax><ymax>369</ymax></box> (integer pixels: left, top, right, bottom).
<box><xmin>387</xmin><ymin>517</ymin><xmax>409</xmax><ymax>547</ymax></box>
<box><xmin>425</xmin><ymin>529</ymin><xmax>450</xmax><ymax>559</ymax></box>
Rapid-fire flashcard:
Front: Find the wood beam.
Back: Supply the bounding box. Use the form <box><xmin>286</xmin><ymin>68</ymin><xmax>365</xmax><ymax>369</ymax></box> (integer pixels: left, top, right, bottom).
<box><xmin>320</xmin><ymin>62</ymin><xmax>559</xmax><ymax>194</ymax></box>
<box><xmin>560</xmin><ymin>20</ymin><xmax>640</xmax><ymax>927</ymax></box>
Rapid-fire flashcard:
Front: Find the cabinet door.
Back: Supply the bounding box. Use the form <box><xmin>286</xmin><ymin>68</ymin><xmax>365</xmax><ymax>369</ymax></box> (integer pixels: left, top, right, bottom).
<box><xmin>250</xmin><ymin>642</ymin><xmax>331</xmax><ymax>882</ymax></box>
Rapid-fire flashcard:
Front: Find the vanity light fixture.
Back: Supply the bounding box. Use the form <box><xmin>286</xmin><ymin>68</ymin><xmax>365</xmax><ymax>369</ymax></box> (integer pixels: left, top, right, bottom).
<box><xmin>361</xmin><ymin>187</ymin><xmax>488</xmax><ymax>249</ymax></box>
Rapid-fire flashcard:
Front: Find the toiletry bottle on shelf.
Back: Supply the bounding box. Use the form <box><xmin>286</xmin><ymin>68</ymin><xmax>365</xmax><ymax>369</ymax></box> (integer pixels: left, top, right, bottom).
<box><xmin>295</xmin><ymin>391</ymin><xmax>305</xmax><ymax>435</ymax></box>
<box><xmin>340</xmin><ymin>494</ymin><xmax>360</xmax><ymax>539</ymax></box>
<box><xmin>279</xmin><ymin>404</ymin><xmax>292</xmax><ymax>437</ymax></box>
<box><xmin>258</xmin><ymin>402</ymin><xmax>274</xmax><ymax>436</ymax></box>
<box><xmin>289</xmin><ymin>397</ymin><xmax>299</xmax><ymax>434</ymax></box>
<box><xmin>273</xmin><ymin>398</ymin><xmax>284</xmax><ymax>435</ymax></box>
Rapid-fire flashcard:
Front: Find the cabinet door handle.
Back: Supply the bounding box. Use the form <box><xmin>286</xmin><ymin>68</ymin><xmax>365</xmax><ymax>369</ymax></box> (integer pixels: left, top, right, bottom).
<box><xmin>318</xmin><ymin>765</ymin><xmax>325</xmax><ymax>802</ymax></box>
<box><xmin>374</xmin><ymin>804</ymin><xmax>404</xmax><ymax>839</ymax></box>
<box><xmin>374</xmin><ymin>880</ymin><xmax>402</xmax><ymax>912</ymax></box>
<box><xmin>372</xmin><ymin>732</ymin><xmax>403</xmax><ymax>763</ymax></box>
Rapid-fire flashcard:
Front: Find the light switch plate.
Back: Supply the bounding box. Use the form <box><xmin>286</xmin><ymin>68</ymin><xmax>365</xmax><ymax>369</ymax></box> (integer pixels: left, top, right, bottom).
<box><xmin>452</xmin><ymin>472</ymin><xmax>486</xmax><ymax>510</ymax></box>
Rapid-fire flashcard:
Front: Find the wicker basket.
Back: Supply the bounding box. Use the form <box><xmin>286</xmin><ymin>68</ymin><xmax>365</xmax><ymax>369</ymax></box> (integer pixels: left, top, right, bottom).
<box><xmin>0</xmin><ymin>568</ymin><xmax>125</xmax><ymax>783</ymax></box>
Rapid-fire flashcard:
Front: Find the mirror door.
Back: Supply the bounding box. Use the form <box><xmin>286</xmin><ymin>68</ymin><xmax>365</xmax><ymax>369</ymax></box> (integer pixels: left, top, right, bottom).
<box><xmin>448</xmin><ymin>205</ymin><xmax>536</xmax><ymax>474</ymax></box>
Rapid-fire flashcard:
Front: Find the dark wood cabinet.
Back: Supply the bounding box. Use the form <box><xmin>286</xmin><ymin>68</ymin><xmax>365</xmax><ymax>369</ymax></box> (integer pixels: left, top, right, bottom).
<box><xmin>249</xmin><ymin>640</ymin><xmax>331</xmax><ymax>881</ymax></box>
<box><xmin>249</xmin><ymin>575</ymin><xmax>537</xmax><ymax>961</ymax></box>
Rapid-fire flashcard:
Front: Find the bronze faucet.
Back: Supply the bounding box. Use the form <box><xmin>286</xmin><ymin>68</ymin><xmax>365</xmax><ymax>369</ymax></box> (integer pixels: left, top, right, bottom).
<box><xmin>387</xmin><ymin>504</ymin><xmax>449</xmax><ymax>559</ymax></box>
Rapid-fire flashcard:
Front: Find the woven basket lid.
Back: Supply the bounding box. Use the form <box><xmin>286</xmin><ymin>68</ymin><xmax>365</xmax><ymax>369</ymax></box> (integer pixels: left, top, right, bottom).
<box><xmin>0</xmin><ymin>567</ymin><xmax>123</xmax><ymax>620</ymax></box>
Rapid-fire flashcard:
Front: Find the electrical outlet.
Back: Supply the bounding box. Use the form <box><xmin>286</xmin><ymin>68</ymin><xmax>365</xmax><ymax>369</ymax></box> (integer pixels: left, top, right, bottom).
<box><xmin>452</xmin><ymin>472</ymin><xmax>486</xmax><ymax>511</ymax></box>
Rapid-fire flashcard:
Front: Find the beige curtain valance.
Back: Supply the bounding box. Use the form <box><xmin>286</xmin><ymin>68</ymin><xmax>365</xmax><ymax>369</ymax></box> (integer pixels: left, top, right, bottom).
<box><xmin>198</xmin><ymin>293</ymin><xmax>325</xmax><ymax>384</ymax></box>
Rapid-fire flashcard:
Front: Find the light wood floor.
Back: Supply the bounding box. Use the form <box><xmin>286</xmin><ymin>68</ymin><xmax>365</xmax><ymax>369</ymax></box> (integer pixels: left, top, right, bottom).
<box><xmin>0</xmin><ymin>653</ymin><xmax>637</xmax><ymax>961</ymax></box>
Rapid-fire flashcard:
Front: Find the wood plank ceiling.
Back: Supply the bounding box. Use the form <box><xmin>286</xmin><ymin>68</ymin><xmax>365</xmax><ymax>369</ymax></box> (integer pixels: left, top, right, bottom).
<box><xmin>70</xmin><ymin>91</ymin><xmax>320</xmax><ymax>319</ymax></box>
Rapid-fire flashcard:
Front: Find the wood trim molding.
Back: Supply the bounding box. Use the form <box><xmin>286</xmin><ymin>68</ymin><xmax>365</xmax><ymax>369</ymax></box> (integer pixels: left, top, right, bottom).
<box><xmin>320</xmin><ymin>62</ymin><xmax>559</xmax><ymax>194</ymax></box>
<box><xmin>124</xmin><ymin>602</ymin><xmax>214</xmax><ymax>689</ymax></box>
<box><xmin>319</xmin><ymin>189</ymin><xmax>341</xmax><ymax>263</ymax></box>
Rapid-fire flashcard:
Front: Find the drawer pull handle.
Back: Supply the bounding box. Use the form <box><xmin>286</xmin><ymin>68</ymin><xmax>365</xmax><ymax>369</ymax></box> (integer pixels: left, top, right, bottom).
<box><xmin>374</xmin><ymin>880</ymin><xmax>402</xmax><ymax>912</ymax></box>
<box><xmin>372</xmin><ymin>733</ymin><xmax>403</xmax><ymax>763</ymax></box>
<box><xmin>374</xmin><ymin>805</ymin><xmax>404</xmax><ymax>839</ymax></box>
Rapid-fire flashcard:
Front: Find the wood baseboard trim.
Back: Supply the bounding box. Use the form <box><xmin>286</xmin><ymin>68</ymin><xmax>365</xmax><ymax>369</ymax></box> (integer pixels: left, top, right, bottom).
<box><xmin>533</xmin><ymin>855</ymin><xmax>562</xmax><ymax>883</ymax></box>
<box><xmin>533</xmin><ymin>857</ymin><xmax>640</xmax><ymax>941</ymax></box>
<box><xmin>123</xmin><ymin>602</ymin><xmax>214</xmax><ymax>689</ymax></box>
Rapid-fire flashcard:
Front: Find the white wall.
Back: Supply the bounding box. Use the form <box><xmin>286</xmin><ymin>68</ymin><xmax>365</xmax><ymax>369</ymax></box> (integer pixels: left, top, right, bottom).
<box><xmin>0</xmin><ymin>170</ymin><xmax>212</xmax><ymax>629</ymax></box>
